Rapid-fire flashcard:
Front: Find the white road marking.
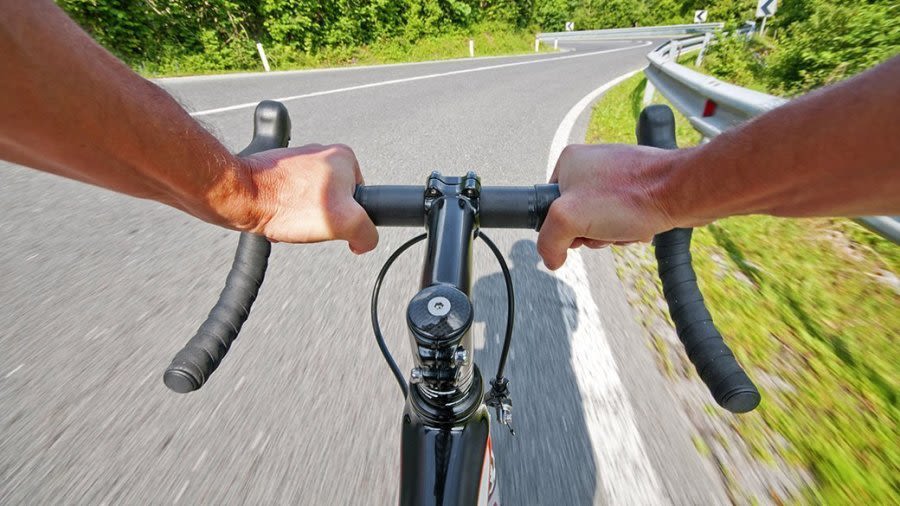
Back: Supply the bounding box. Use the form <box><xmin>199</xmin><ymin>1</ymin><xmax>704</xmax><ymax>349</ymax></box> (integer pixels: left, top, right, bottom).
<box><xmin>4</xmin><ymin>364</ymin><xmax>24</xmax><ymax>379</ymax></box>
<box><xmin>188</xmin><ymin>42</ymin><xmax>651</xmax><ymax>117</ymax></box>
<box><xmin>547</xmin><ymin>68</ymin><xmax>667</xmax><ymax>505</ymax></box>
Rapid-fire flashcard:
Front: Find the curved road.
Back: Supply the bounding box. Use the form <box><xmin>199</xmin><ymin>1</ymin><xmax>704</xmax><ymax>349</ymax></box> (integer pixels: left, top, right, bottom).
<box><xmin>1</xmin><ymin>41</ymin><xmax>729</xmax><ymax>504</ymax></box>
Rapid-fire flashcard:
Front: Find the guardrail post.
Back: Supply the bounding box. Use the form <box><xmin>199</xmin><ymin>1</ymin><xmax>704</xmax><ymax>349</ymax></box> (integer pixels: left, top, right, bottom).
<box><xmin>535</xmin><ymin>38</ymin><xmax>540</xmax><ymax>52</ymax></box>
<box><xmin>695</xmin><ymin>32</ymin><xmax>713</xmax><ymax>67</ymax></box>
<box><xmin>469</xmin><ymin>39</ymin><xmax>474</xmax><ymax>58</ymax></box>
<box><xmin>554</xmin><ymin>38</ymin><xmax>559</xmax><ymax>50</ymax></box>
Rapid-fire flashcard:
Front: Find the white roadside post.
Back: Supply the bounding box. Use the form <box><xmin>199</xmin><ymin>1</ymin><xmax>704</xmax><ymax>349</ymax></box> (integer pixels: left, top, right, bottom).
<box><xmin>469</xmin><ymin>39</ymin><xmax>474</xmax><ymax>58</ymax></box>
<box><xmin>534</xmin><ymin>37</ymin><xmax>540</xmax><ymax>52</ymax></box>
<box><xmin>256</xmin><ymin>42</ymin><xmax>271</xmax><ymax>72</ymax></box>
<box><xmin>695</xmin><ymin>32</ymin><xmax>713</xmax><ymax>67</ymax></box>
<box><xmin>554</xmin><ymin>38</ymin><xmax>559</xmax><ymax>50</ymax></box>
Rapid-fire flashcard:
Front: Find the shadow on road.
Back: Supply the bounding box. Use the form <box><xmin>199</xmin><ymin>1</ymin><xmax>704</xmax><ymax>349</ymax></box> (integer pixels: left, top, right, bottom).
<box><xmin>472</xmin><ymin>239</ymin><xmax>596</xmax><ymax>505</ymax></box>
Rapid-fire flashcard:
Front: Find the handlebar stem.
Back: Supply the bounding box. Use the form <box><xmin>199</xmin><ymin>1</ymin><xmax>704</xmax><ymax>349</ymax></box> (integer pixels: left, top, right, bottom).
<box><xmin>420</xmin><ymin>172</ymin><xmax>478</xmax><ymax>290</ymax></box>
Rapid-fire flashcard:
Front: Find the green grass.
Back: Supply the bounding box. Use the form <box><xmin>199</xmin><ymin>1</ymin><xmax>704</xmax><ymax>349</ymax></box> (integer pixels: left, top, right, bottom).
<box><xmin>142</xmin><ymin>26</ymin><xmax>552</xmax><ymax>77</ymax></box>
<box><xmin>587</xmin><ymin>73</ymin><xmax>900</xmax><ymax>504</ymax></box>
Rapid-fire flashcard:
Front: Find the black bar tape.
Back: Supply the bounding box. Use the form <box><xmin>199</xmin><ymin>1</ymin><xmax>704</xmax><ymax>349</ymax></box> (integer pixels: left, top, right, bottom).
<box><xmin>639</xmin><ymin>105</ymin><xmax>759</xmax><ymax>413</ymax></box>
<box><xmin>163</xmin><ymin>100</ymin><xmax>290</xmax><ymax>393</ymax></box>
<box><xmin>164</xmin><ymin>234</ymin><xmax>270</xmax><ymax>393</ymax></box>
<box><xmin>654</xmin><ymin>230</ymin><xmax>760</xmax><ymax>413</ymax></box>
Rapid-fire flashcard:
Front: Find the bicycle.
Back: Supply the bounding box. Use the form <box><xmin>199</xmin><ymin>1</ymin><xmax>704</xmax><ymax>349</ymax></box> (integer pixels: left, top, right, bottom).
<box><xmin>162</xmin><ymin>100</ymin><xmax>760</xmax><ymax>505</ymax></box>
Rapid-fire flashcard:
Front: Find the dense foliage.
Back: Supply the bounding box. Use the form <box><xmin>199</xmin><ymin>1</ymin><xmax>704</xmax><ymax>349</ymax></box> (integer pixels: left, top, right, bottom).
<box><xmin>57</xmin><ymin>0</ymin><xmax>897</xmax><ymax>87</ymax></box>
<box><xmin>766</xmin><ymin>0</ymin><xmax>899</xmax><ymax>93</ymax></box>
<box><xmin>698</xmin><ymin>0</ymin><xmax>899</xmax><ymax>94</ymax></box>
<box><xmin>54</xmin><ymin>0</ymin><xmax>742</xmax><ymax>72</ymax></box>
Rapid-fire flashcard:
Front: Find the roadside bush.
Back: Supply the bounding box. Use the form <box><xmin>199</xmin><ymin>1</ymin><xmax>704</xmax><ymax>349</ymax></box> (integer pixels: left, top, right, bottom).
<box><xmin>766</xmin><ymin>0</ymin><xmax>900</xmax><ymax>95</ymax></box>
<box><xmin>702</xmin><ymin>33</ymin><xmax>769</xmax><ymax>91</ymax></box>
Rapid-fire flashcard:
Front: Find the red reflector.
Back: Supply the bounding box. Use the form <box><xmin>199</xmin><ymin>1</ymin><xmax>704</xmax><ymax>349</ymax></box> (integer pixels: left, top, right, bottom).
<box><xmin>702</xmin><ymin>100</ymin><xmax>717</xmax><ymax>117</ymax></box>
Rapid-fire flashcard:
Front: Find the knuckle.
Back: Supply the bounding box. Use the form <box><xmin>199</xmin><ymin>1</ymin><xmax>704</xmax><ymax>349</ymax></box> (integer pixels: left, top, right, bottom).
<box><xmin>559</xmin><ymin>144</ymin><xmax>585</xmax><ymax>161</ymax></box>
<box><xmin>548</xmin><ymin>200</ymin><xmax>578</xmax><ymax>234</ymax></box>
<box><xmin>329</xmin><ymin>143</ymin><xmax>355</xmax><ymax>157</ymax></box>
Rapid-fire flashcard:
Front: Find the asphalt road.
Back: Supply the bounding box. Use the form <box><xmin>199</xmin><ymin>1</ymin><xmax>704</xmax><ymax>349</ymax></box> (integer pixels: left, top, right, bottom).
<box><xmin>1</xmin><ymin>41</ymin><xmax>730</xmax><ymax>504</ymax></box>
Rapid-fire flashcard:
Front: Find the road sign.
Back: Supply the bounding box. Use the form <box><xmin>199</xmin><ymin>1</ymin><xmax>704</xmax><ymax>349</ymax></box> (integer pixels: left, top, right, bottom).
<box><xmin>694</xmin><ymin>10</ymin><xmax>708</xmax><ymax>23</ymax></box>
<box><xmin>565</xmin><ymin>21</ymin><xmax>574</xmax><ymax>31</ymax></box>
<box><xmin>756</xmin><ymin>0</ymin><xmax>777</xmax><ymax>17</ymax></box>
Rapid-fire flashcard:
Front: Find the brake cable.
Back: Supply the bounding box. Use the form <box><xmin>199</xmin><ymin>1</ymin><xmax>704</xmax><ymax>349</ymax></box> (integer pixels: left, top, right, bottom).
<box><xmin>370</xmin><ymin>230</ymin><xmax>516</xmax><ymax>431</ymax></box>
<box><xmin>371</xmin><ymin>233</ymin><xmax>427</xmax><ymax>399</ymax></box>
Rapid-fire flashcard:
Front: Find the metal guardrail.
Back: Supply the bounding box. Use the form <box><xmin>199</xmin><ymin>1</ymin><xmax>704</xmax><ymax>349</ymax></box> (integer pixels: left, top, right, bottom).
<box><xmin>643</xmin><ymin>32</ymin><xmax>900</xmax><ymax>244</ymax></box>
<box><xmin>537</xmin><ymin>23</ymin><xmax>724</xmax><ymax>41</ymax></box>
<box><xmin>645</xmin><ymin>33</ymin><xmax>783</xmax><ymax>137</ymax></box>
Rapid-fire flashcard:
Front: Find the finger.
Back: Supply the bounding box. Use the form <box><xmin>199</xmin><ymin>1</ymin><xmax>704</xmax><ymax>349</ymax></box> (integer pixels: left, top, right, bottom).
<box><xmin>536</xmin><ymin>202</ymin><xmax>577</xmax><ymax>271</ymax></box>
<box><xmin>344</xmin><ymin>204</ymin><xmax>378</xmax><ymax>254</ymax></box>
<box><xmin>570</xmin><ymin>238</ymin><xmax>586</xmax><ymax>249</ymax></box>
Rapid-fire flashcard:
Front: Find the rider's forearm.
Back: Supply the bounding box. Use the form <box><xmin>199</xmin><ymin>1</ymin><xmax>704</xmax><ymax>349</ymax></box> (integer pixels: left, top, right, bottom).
<box><xmin>658</xmin><ymin>55</ymin><xmax>900</xmax><ymax>226</ymax></box>
<box><xmin>0</xmin><ymin>0</ymin><xmax>257</xmax><ymax>229</ymax></box>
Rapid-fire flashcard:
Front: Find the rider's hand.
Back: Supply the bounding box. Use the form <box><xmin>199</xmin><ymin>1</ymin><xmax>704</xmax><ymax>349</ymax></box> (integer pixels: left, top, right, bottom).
<box><xmin>537</xmin><ymin>144</ymin><xmax>679</xmax><ymax>270</ymax></box>
<box><xmin>215</xmin><ymin>144</ymin><xmax>378</xmax><ymax>253</ymax></box>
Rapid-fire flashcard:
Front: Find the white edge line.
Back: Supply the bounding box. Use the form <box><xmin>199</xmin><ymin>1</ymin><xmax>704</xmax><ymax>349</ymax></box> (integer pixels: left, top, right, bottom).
<box><xmin>547</xmin><ymin>67</ymin><xmax>668</xmax><ymax>505</ymax></box>
<box><xmin>188</xmin><ymin>42</ymin><xmax>651</xmax><ymax>118</ymax></box>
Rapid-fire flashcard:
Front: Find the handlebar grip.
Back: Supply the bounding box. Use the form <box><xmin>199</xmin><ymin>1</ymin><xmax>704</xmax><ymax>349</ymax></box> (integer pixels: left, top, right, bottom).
<box><xmin>654</xmin><ymin>229</ymin><xmax>760</xmax><ymax>412</ymax></box>
<box><xmin>638</xmin><ymin>105</ymin><xmax>760</xmax><ymax>413</ymax></box>
<box><xmin>163</xmin><ymin>234</ymin><xmax>271</xmax><ymax>392</ymax></box>
<box><xmin>163</xmin><ymin>101</ymin><xmax>291</xmax><ymax>393</ymax></box>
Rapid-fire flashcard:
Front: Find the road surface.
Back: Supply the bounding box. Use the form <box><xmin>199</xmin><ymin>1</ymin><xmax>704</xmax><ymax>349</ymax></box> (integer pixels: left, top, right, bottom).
<box><xmin>1</xmin><ymin>40</ymin><xmax>730</xmax><ymax>504</ymax></box>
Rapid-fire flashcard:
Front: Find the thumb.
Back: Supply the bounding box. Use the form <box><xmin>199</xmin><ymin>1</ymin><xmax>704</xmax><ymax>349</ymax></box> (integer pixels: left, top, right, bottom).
<box><xmin>536</xmin><ymin>202</ymin><xmax>576</xmax><ymax>270</ymax></box>
<box><xmin>345</xmin><ymin>204</ymin><xmax>379</xmax><ymax>254</ymax></box>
